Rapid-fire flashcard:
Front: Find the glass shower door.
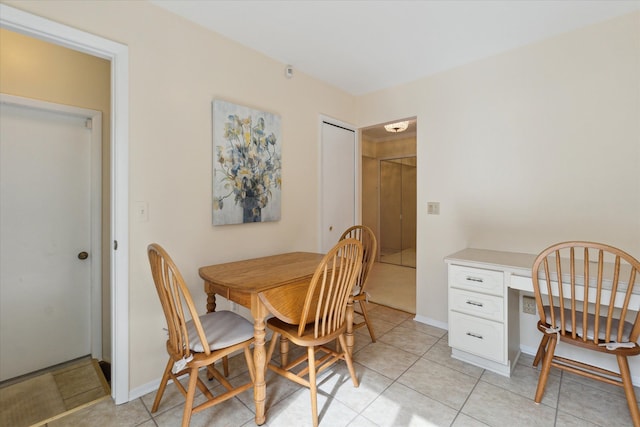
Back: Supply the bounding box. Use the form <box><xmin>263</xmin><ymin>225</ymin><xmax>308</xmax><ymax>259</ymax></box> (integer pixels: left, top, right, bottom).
<box><xmin>379</xmin><ymin>157</ymin><xmax>416</xmax><ymax>267</ymax></box>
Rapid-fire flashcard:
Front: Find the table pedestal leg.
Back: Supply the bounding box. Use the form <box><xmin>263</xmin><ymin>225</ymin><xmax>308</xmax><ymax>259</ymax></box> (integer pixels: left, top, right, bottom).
<box><xmin>253</xmin><ymin>316</ymin><xmax>267</xmax><ymax>425</ymax></box>
<box><xmin>206</xmin><ymin>292</ymin><xmax>217</xmax><ymax>313</ymax></box>
<box><xmin>346</xmin><ymin>297</ymin><xmax>354</xmax><ymax>356</ymax></box>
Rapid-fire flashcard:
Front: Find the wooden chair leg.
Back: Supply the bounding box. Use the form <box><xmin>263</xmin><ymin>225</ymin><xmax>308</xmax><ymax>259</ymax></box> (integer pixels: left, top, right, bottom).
<box><xmin>307</xmin><ymin>346</ymin><xmax>319</xmax><ymax>427</ymax></box>
<box><xmin>207</xmin><ymin>358</ymin><xmax>228</xmax><ymax>380</ymax></box>
<box><xmin>280</xmin><ymin>336</ymin><xmax>290</xmax><ymax>367</ymax></box>
<box><xmin>338</xmin><ymin>334</ymin><xmax>359</xmax><ymax>387</ymax></box>
<box><xmin>533</xmin><ymin>335</ymin><xmax>549</xmax><ymax>367</ymax></box>
<box><xmin>534</xmin><ymin>335</ymin><xmax>556</xmax><ymax>403</ymax></box>
<box><xmin>266</xmin><ymin>331</ymin><xmax>280</xmax><ymax>376</ymax></box>
<box><xmin>182</xmin><ymin>368</ymin><xmax>199</xmax><ymax>427</ymax></box>
<box><xmin>244</xmin><ymin>346</ymin><xmax>256</xmax><ymax>383</ymax></box>
<box><xmin>152</xmin><ymin>359</ymin><xmax>174</xmax><ymax>412</ymax></box>
<box><xmin>206</xmin><ymin>364</ymin><xmax>234</xmax><ymax>391</ymax></box>
<box><xmin>617</xmin><ymin>355</ymin><xmax>640</xmax><ymax>427</ymax></box>
<box><xmin>223</xmin><ymin>355</ymin><xmax>229</xmax><ymax>377</ymax></box>
<box><xmin>359</xmin><ymin>299</ymin><xmax>376</xmax><ymax>342</ymax></box>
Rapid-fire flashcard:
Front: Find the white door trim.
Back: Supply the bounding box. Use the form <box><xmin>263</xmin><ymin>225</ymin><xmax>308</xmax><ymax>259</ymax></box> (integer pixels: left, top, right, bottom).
<box><xmin>0</xmin><ymin>4</ymin><xmax>131</xmax><ymax>404</ymax></box>
<box><xmin>0</xmin><ymin>93</ymin><xmax>103</xmax><ymax>361</ymax></box>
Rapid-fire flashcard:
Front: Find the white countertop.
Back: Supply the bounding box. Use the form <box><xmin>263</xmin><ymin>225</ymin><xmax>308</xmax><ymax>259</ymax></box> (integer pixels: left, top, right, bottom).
<box><xmin>445</xmin><ymin>247</ymin><xmax>638</xmax><ymax>295</ymax></box>
<box><xmin>445</xmin><ymin>248</ymin><xmax>536</xmax><ymax>277</ymax></box>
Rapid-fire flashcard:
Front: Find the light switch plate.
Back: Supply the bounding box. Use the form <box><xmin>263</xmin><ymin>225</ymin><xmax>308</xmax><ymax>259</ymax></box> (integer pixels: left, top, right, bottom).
<box><xmin>135</xmin><ymin>201</ymin><xmax>149</xmax><ymax>222</ymax></box>
<box><xmin>427</xmin><ymin>202</ymin><xmax>440</xmax><ymax>215</ymax></box>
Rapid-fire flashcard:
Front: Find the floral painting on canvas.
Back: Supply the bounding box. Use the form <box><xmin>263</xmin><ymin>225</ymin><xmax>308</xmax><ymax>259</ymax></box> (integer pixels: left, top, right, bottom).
<box><xmin>212</xmin><ymin>100</ymin><xmax>282</xmax><ymax>225</ymax></box>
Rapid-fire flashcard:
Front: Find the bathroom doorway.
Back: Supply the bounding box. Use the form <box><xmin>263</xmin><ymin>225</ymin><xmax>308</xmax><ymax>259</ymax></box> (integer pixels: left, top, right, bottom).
<box><xmin>360</xmin><ymin>119</ymin><xmax>416</xmax><ymax>313</ymax></box>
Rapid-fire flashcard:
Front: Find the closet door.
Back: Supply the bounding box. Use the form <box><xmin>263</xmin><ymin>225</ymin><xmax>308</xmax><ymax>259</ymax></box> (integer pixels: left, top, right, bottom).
<box><xmin>380</xmin><ymin>160</ymin><xmax>402</xmax><ymax>260</ymax></box>
<box><xmin>379</xmin><ymin>157</ymin><xmax>416</xmax><ymax>267</ymax></box>
<box><xmin>320</xmin><ymin>121</ymin><xmax>356</xmax><ymax>253</ymax></box>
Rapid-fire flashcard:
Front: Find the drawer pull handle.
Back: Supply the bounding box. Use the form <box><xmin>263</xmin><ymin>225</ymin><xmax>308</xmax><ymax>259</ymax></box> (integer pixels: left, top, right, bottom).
<box><xmin>466</xmin><ymin>276</ymin><xmax>484</xmax><ymax>283</ymax></box>
<box><xmin>466</xmin><ymin>332</ymin><xmax>483</xmax><ymax>340</ymax></box>
<box><xmin>466</xmin><ymin>300</ymin><xmax>484</xmax><ymax>307</ymax></box>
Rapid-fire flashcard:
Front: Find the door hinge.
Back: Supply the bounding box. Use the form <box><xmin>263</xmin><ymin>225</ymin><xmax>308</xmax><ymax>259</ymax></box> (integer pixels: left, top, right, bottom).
<box><xmin>85</xmin><ymin>118</ymin><xmax>93</xmax><ymax>129</ymax></box>
<box><xmin>113</xmin><ymin>240</ymin><xmax>118</xmax><ymax>250</ymax></box>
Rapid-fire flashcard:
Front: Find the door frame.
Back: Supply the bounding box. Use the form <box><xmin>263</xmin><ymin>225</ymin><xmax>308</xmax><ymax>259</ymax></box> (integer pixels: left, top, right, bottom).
<box><xmin>0</xmin><ymin>4</ymin><xmax>130</xmax><ymax>404</ymax></box>
<box><xmin>0</xmin><ymin>94</ymin><xmax>103</xmax><ymax>362</ymax></box>
<box><xmin>318</xmin><ymin>115</ymin><xmax>360</xmax><ymax>253</ymax></box>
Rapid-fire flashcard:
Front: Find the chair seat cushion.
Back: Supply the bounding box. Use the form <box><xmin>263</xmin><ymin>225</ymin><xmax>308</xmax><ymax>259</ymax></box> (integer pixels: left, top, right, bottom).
<box><xmin>186</xmin><ymin>310</ymin><xmax>254</xmax><ymax>352</ymax></box>
<box><xmin>543</xmin><ymin>306</ymin><xmax>635</xmax><ymax>343</ymax></box>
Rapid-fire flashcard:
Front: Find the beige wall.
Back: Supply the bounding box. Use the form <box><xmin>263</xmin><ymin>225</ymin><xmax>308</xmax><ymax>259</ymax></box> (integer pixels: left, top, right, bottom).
<box><xmin>1</xmin><ymin>0</ymin><xmax>356</xmax><ymax>392</ymax></box>
<box><xmin>357</xmin><ymin>12</ymin><xmax>640</xmax><ymax>343</ymax></box>
<box><xmin>373</xmin><ymin>135</ymin><xmax>417</xmax><ymax>159</ymax></box>
<box><xmin>0</xmin><ymin>28</ymin><xmax>113</xmax><ymax>361</ymax></box>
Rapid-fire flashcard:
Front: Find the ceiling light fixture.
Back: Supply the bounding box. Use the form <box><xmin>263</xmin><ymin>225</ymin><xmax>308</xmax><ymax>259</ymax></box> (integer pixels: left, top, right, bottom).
<box><xmin>384</xmin><ymin>121</ymin><xmax>409</xmax><ymax>133</ymax></box>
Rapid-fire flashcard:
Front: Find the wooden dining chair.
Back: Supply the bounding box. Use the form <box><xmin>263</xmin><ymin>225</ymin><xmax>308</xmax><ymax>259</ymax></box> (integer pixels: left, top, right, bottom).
<box><xmin>147</xmin><ymin>243</ymin><xmax>255</xmax><ymax>427</ymax></box>
<box><xmin>265</xmin><ymin>238</ymin><xmax>363</xmax><ymax>427</ymax></box>
<box><xmin>531</xmin><ymin>241</ymin><xmax>640</xmax><ymax>426</ymax></box>
<box><xmin>339</xmin><ymin>225</ymin><xmax>378</xmax><ymax>342</ymax></box>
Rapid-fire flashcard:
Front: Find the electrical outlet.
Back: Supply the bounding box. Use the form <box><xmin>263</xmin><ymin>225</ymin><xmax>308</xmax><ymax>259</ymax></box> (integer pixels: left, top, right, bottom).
<box><xmin>522</xmin><ymin>295</ymin><xmax>536</xmax><ymax>315</ymax></box>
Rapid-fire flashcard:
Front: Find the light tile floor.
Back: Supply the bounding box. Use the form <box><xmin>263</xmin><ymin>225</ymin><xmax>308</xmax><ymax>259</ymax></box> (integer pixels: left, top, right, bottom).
<box><xmin>47</xmin><ymin>303</ymin><xmax>638</xmax><ymax>427</ymax></box>
<box><xmin>366</xmin><ymin>262</ymin><xmax>416</xmax><ymax>314</ymax></box>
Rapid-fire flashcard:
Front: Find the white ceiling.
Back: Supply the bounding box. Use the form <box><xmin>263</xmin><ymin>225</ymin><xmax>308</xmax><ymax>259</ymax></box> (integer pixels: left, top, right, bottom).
<box><xmin>150</xmin><ymin>0</ymin><xmax>639</xmax><ymax>96</ymax></box>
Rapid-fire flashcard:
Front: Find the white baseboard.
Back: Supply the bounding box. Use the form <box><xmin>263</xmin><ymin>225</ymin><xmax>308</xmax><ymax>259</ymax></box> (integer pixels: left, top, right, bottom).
<box><xmin>128</xmin><ymin>377</ymin><xmax>163</xmax><ymax>402</ymax></box>
<box><xmin>519</xmin><ymin>344</ymin><xmax>538</xmax><ymax>356</ymax></box>
<box><xmin>413</xmin><ymin>314</ymin><xmax>448</xmax><ymax>331</ymax></box>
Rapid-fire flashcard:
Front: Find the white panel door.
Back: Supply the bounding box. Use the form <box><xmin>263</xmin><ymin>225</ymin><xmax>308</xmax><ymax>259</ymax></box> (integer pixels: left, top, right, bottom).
<box><xmin>320</xmin><ymin>121</ymin><xmax>356</xmax><ymax>253</ymax></box>
<box><xmin>0</xmin><ymin>102</ymin><xmax>92</xmax><ymax>380</ymax></box>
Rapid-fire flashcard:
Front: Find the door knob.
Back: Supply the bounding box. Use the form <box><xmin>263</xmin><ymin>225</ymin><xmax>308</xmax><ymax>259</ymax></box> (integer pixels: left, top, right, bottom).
<box><xmin>78</xmin><ymin>251</ymin><xmax>89</xmax><ymax>260</ymax></box>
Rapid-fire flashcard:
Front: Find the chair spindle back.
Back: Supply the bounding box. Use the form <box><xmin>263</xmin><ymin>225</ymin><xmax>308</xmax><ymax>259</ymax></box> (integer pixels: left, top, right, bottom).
<box><xmin>339</xmin><ymin>225</ymin><xmax>377</xmax><ymax>293</ymax></box>
<box><xmin>532</xmin><ymin>241</ymin><xmax>640</xmax><ymax>345</ymax></box>
<box><xmin>148</xmin><ymin>243</ymin><xmax>211</xmax><ymax>359</ymax></box>
<box><xmin>298</xmin><ymin>238</ymin><xmax>363</xmax><ymax>338</ymax></box>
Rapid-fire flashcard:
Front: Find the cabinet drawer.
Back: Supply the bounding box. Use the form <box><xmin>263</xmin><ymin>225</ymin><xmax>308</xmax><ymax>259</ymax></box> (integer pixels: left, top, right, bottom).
<box><xmin>449</xmin><ymin>288</ymin><xmax>503</xmax><ymax>322</ymax></box>
<box><xmin>449</xmin><ymin>265</ymin><xmax>504</xmax><ymax>296</ymax></box>
<box><xmin>449</xmin><ymin>311</ymin><xmax>504</xmax><ymax>363</ymax></box>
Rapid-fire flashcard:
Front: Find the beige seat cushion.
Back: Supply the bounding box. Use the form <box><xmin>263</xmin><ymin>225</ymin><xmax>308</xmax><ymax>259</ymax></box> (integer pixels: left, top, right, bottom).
<box><xmin>544</xmin><ymin>306</ymin><xmax>635</xmax><ymax>342</ymax></box>
<box><xmin>186</xmin><ymin>310</ymin><xmax>254</xmax><ymax>352</ymax></box>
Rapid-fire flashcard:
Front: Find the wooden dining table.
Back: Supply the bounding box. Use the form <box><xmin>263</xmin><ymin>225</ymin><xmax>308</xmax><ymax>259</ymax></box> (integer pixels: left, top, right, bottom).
<box><xmin>198</xmin><ymin>251</ymin><xmax>357</xmax><ymax>426</ymax></box>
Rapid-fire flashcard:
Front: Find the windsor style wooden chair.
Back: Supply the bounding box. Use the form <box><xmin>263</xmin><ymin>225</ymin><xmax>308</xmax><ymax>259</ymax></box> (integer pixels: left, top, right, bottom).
<box><xmin>148</xmin><ymin>243</ymin><xmax>255</xmax><ymax>427</ymax></box>
<box><xmin>531</xmin><ymin>241</ymin><xmax>640</xmax><ymax>426</ymax></box>
<box><xmin>265</xmin><ymin>238</ymin><xmax>363</xmax><ymax>427</ymax></box>
<box><xmin>340</xmin><ymin>225</ymin><xmax>378</xmax><ymax>341</ymax></box>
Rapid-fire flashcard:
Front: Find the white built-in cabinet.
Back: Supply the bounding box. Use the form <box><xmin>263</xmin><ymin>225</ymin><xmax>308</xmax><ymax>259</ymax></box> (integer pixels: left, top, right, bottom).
<box><xmin>445</xmin><ymin>249</ymin><xmax>535</xmax><ymax>377</ymax></box>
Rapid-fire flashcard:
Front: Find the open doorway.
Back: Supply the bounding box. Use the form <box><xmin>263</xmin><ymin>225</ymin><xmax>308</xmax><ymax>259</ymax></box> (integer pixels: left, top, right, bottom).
<box><xmin>360</xmin><ymin>119</ymin><xmax>417</xmax><ymax>313</ymax></box>
<box><xmin>0</xmin><ymin>4</ymin><xmax>130</xmax><ymax>404</ymax></box>
<box><xmin>0</xmin><ymin>30</ymin><xmax>110</xmax><ymax>379</ymax></box>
